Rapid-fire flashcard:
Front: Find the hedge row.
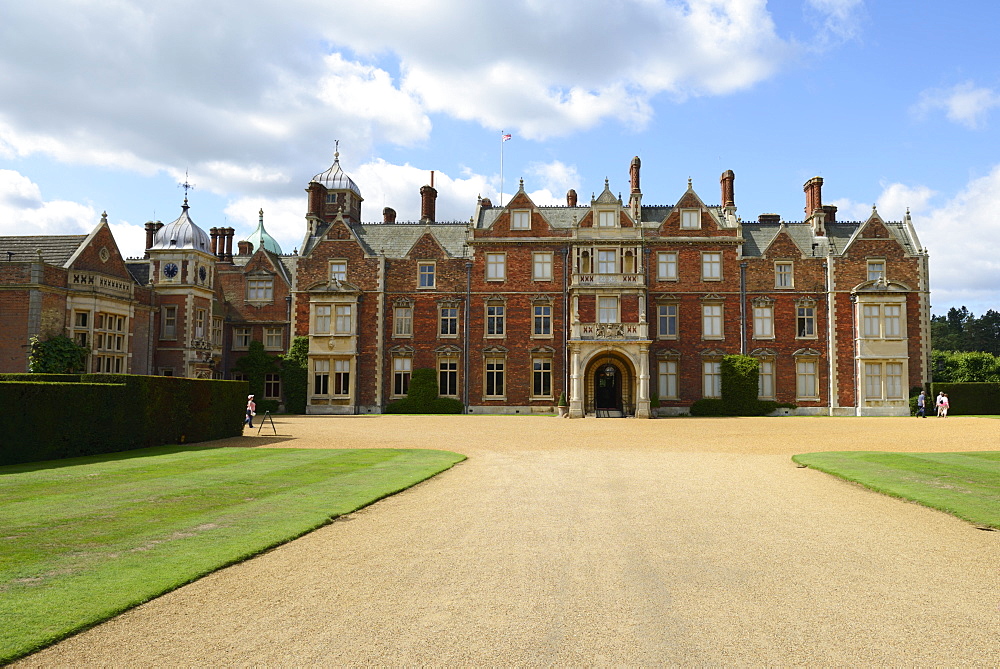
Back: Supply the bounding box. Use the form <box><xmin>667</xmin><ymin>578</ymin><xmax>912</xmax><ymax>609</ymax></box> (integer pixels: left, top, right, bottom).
<box><xmin>926</xmin><ymin>382</ymin><xmax>1000</xmax><ymax>416</ymax></box>
<box><xmin>0</xmin><ymin>374</ymin><xmax>248</xmax><ymax>466</ymax></box>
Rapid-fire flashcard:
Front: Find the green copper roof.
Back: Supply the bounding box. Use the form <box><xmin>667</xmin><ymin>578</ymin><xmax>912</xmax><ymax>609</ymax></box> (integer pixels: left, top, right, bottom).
<box><xmin>244</xmin><ymin>209</ymin><xmax>282</xmax><ymax>255</ymax></box>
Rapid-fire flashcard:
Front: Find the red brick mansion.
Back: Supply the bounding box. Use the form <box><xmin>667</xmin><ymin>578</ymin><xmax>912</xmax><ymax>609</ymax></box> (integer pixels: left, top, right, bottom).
<box><xmin>0</xmin><ymin>152</ymin><xmax>930</xmax><ymax>416</ymax></box>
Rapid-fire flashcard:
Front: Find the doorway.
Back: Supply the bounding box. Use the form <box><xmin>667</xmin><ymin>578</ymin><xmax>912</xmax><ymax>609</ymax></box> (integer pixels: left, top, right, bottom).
<box><xmin>594</xmin><ymin>362</ymin><xmax>622</xmax><ymax>412</ymax></box>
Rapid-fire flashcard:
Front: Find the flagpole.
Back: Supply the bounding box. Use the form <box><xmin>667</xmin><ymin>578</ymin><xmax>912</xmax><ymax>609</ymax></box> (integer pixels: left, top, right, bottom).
<box><xmin>500</xmin><ymin>130</ymin><xmax>504</xmax><ymax>207</ymax></box>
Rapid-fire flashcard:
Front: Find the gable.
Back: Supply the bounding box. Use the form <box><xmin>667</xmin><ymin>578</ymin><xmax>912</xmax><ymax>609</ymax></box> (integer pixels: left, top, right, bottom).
<box><xmin>406</xmin><ymin>231</ymin><xmax>449</xmax><ymax>259</ymax></box>
<box><xmin>761</xmin><ymin>229</ymin><xmax>803</xmax><ymax>258</ymax></box>
<box><xmin>65</xmin><ymin>219</ymin><xmax>134</xmax><ymax>280</ymax></box>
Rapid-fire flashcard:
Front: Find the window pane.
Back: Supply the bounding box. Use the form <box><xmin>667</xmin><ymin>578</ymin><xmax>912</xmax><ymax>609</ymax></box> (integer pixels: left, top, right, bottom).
<box><xmin>658</xmin><ymin>304</ymin><xmax>677</xmax><ymax>337</ymax></box>
<box><xmin>419</xmin><ymin>264</ymin><xmax>435</xmax><ymax>287</ymax></box>
<box><xmin>533</xmin><ymin>253</ymin><xmax>552</xmax><ymax>281</ymax></box>
<box><xmin>657</xmin><ymin>252</ymin><xmax>677</xmax><ymax>280</ymax></box>
<box><xmin>596</xmin><ymin>250</ymin><xmax>616</xmax><ymax>274</ymax></box>
<box><xmin>598</xmin><ymin>296</ymin><xmax>617</xmax><ymax>323</ymax></box>
<box><xmin>533</xmin><ymin>305</ymin><xmax>551</xmax><ymax>335</ymax></box>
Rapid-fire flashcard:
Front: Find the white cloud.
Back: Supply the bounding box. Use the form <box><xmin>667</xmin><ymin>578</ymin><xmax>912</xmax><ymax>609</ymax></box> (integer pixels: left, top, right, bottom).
<box><xmin>0</xmin><ymin>0</ymin><xmax>794</xmax><ymax>186</ymax></box>
<box><xmin>526</xmin><ymin>161</ymin><xmax>581</xmax><ymax>199</ymax></box>
<box><xmin>912</xmin><ymin>166</ymin><xmax>1000</xmax><ymax>311</ymax></box>
<box><xmin>0</xmin><ymin>169</ymin><xmax>96</xmax><ymax>236</ymax></box>
<box><xmin>914</xmin><ymin>82</ymin><xmax>1000</xmax><ymax>130</ymax></box>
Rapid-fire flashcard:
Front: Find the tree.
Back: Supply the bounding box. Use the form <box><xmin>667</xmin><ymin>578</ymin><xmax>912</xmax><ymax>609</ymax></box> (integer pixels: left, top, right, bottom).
<box><xmin>931</xmin><ymin>350</ymin><xmax>1000</xmax><ymax>383</ymax></box>
<box><xmin>232</xmin><ymin>340</ymin><xmax>280</xmax><ymax>410</ymax></box>
<box><xmin>28</xmin><ymin>335</ymin><xmax>89</xmax><ymax>373</ymax></box>
<box><xmin>281</xmin><ymin>336</ymin><xmax>309</xmax><ymax>414</ymax></box>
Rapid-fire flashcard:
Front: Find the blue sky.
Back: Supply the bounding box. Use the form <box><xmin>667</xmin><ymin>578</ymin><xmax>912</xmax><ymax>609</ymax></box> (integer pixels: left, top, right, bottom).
<box><xmin>1</xmin><ymin>1</ymin><xmax>999</xmax><ymax>317</ymax></box>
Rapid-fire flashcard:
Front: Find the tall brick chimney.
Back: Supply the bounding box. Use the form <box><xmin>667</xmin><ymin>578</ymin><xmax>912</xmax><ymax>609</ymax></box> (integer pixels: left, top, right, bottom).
<box><xmin>720</xmin><ymin>170</ymin><xmax>735</xmax><ymax>208</ymax></box>
<box><xmin>567</xmin><ymin>189</ymin><xmax>578</xmax><ymax>207</ymax></box>
<box><xmin>630</xmin><ymin>156</ymin><xmax>641</xmax><ymax>194</ymax></box>
<box><xmin>238</xmin><ymin>240</ymin><xmax>253</xmax><ymax>256</ymax></box>
<box><xmin>210</xmin><ymin>227</ymin><xmax>219</xmax><ymax>257</ymax></box>
<box><xmin>224</xmin><ymin>227</ymin><xmax>235</xmax><ymax>261</ymax></box>
<box><xmin>420</xmin><ymin>171</ymin><xmax>437</xmax><ymax>223</ymax></box>
<box><xmin>383</xmin><ymin>207</ymin><xmax>396</xmax><ymax>224</ymax></box>
<box><xmin>144</xmin><ymin>221</ymin><xmax>157</xmax><ymax>258</ymax></box>
<box><xmin>804</xmin><ymin>177</ymin><xmax>826</xmax><ymax>236</ymax></box>
<box><xmin>804</xmin><ymin>176</ymin><xmax>824</xmax><ymax>216</ymax></box>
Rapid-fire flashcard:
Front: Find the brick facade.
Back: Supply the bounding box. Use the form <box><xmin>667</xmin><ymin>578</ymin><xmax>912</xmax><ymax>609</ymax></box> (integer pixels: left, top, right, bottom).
<box><xmin>0</xmin><ymin>154</ymin><xmax>930</xmax><ymax>417</ymax></box>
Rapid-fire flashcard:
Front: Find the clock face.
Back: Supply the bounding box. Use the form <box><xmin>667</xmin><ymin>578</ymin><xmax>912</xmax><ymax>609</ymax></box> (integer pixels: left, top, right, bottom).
<box><xmin>199</xmin><ymin>266</ymin><xmax>207</xmax><ymax>282</ymax></box>
<box><xmin>163</xmin><ymin>262</ymin><xmax>178</xmax><ymax>278</ymax></box>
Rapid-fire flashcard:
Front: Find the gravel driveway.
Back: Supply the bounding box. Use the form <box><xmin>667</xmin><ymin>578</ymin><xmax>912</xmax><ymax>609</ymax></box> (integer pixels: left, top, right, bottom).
<box><xmin>16</xmin><ymin>415</ymin><xmax>1000</xmax><ymax>666</ymax></box>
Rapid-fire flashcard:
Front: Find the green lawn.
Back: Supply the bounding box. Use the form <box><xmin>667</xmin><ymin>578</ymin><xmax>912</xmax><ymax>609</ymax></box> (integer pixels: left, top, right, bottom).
<box><xmin>792</xmin><ymin>451</ymin><xmax>1000</xmax><ymax>529</ymax></box>
<box><xmin>0</xmin><ymin>445</ymin><xmax>465</xmax><ymax>664</ymax></box>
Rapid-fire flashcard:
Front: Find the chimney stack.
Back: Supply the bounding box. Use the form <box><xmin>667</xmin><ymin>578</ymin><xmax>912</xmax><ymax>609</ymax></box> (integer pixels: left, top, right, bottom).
<box><xmin>720</xmin><ymin>170</ymin><xmax>735</xmax><ymax>208</ymax></box>
<box><xmin>822</xmin><ymin>205</ymin><xmax>837</xmax><ymax>224</ymax></box>
<box><xmin>144</xmin><ymin>221</ymin><xmax>157</xmax><ymax>258</ymax></box>
<box><xmin>238</xmin><ymin>240</ymin><xmax>253</xmax><ymax>256</ymax></box>
<box><xmin>383</xmin><ymin>207</ymin><xmax>396</xmax><ymax>224</ymax></box>
<box><xmin>224</xmin><ymin>227</ymin><xmax>235</xmax><ymax>261</ymax></box>
<box><xmin>420</xmin><ymin>180</ymin><xmax>438</xmax><ymax>223</ymax></box>
<box><xmin>629</xmin><ymin>157</ymin><xmax>641</xmax><ymax>194</ymax></box>
<box><xmin>567</xmin><ymin>189</ymin><xmax>578</xmax><ymax>207</ymax></box>
<box><xmin>210</xmin><ymin>227</ymin><xmax>219</xmax><ymax>257</ymax></box>
<box><xmin>804</xmin><ymin>176</ymin><xmax>824</xmax><ymax>215</ymax></box>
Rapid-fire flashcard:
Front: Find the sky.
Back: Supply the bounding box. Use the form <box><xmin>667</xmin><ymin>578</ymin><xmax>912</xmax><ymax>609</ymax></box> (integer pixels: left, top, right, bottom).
<box><xmin>1</xmin><ymin>0</ymin><xmax>999</xmax><ymax>317</ymax></box>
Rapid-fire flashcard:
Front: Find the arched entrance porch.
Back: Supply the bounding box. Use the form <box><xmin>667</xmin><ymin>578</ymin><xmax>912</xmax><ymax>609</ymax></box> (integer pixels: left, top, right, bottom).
<box><xmin>583</xmin><ymin>351</ymin><xmax>636</xmax><ymax>416</ymax></box>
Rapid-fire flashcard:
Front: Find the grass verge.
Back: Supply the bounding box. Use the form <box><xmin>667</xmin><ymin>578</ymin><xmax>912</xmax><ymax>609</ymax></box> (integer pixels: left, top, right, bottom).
<box><xmin>0</xmin><ymin>445</ymin><xmax>465</xmax><ymax>664</ymax></box>
<box><xmin>792</xmin><ymin>451</ymin><xmax>1000</xmax><ymax>529</ymax></box>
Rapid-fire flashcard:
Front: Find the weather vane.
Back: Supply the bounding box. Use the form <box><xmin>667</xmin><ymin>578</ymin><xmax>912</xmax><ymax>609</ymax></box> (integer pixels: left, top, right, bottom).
<box><xmin>179</xmin><ymin>170</ymin><xmax>196</xmax><ymax>203</ymax></box>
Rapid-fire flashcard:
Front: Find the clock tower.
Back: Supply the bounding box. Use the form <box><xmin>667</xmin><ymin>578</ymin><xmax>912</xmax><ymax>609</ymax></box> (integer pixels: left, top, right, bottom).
<box><xmin>147</xmin><ymin>198</ymin><xmax>221</xmax><ymax>378</ymax></box>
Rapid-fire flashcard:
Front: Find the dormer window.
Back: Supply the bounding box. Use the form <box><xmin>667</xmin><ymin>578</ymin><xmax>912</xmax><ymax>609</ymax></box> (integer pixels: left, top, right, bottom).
<box><xmin>680</xmin><ymin>209</ymin><xmax>700</xmax><ymax>230</ymax></box>
<box><xmin>867</xmin><ymin>260</ymin><xmax>886</xmax><ymax>282</ymax></box>
<box><xmin>330</xmin><ymin>260</ymin><xmax>347</xmax><ymax>282</ymax></box>
<box><xmin>511</xmin><ymin>210</ymin><xmax>530</xmax><ymax>230</ymax></box>
<box><xmin>597</xmin><ymin>210</ymin><xmax>617</xmax><ymax>228</ymax></box>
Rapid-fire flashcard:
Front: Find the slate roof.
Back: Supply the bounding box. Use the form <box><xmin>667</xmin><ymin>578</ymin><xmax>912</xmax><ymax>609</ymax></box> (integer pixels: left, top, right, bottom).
<box><xmin>741</xmin><ymin>219</ymin><xmax>919</xmax><ymax>258</ymax></box>
<box><xmin>125</xmin><ymin>261</ymin><xmax>150</xmax><ymax>286</ymax></box>
<box><xmin>0</xmin><ymin>235</ymin><xmax>87</xmax><ymax>266</ymax></box>
<box><xmin>356</xmin><ymin>223</ymin><xmax>470</xmax><ymax>258</ymax></box>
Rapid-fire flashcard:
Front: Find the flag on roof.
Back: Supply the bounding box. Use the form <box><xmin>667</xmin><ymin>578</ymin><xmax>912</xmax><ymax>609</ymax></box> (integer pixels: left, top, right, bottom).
<box><xmin>502</xmin><ymin>133</ymin><xmax>512</xmax><ymax>141</ymax></box>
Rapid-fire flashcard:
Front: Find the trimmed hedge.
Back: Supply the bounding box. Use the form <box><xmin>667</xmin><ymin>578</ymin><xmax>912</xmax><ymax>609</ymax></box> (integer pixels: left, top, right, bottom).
<box><xmin>0</xmin><ymin>375</ymin><xmax>248</xmax><ymax>466</ymax></box>
<box><xmin>927</xmin><ymin>382</ymin><xmax>1000</xmax><ymax>415</ymax></box>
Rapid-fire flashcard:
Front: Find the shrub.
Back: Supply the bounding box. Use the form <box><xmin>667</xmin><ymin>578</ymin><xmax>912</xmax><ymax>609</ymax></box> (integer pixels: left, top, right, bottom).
<box><xmin>384</xmin><ymin>367</ymin><xmax>463</xmax><ymax>414</ymax></box>
<box><xmin>233</xmin><ymin>340</ymin><xmax>280</xmax><ymax>406</ymax></box>
<box><xmin>281</xmin><ymin>336</ymin><xmax>309</xmax><ymax>414</ymax></box>
<box><xmin>721</xmin><ymin>355</ymin><xmax>759</xmax><ymax>415</ymax></box>
<box><xmin>690</xmin><ymin>398</ymin><xmax>728</xmax><ymax>416</ymax></box>
<box><xmin>27</xmin><ymin>335</ymin><xmax>89</xmax><ymax>373</ymax></box>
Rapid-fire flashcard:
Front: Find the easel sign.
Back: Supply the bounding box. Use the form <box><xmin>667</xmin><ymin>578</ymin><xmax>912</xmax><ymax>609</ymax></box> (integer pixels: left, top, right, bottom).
<box><xmin>256</xmin><ymin>410</ymin><xmax>277</xmax><ymax>436</ymax></box>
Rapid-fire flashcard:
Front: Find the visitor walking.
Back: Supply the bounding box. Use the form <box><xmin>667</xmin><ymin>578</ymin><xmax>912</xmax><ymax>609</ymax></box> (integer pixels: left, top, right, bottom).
<box><xmin>936</xmin><ymin>391</ymin><xmax>945</xmax><ymax>417</ymax></box>
<box><xmin>245</xmin><ymin>394</ymin><xmax>256</xmax><ymax>428</ymax></box>
<box><xmin>940</xmin><ymin>393</ymin><xmax>949</xmax><ymax>417</ymax></box>
<box><xmin>916</xmin><ymin>390</ymin><xmax>927</xmax><ymax>417</ymax></box>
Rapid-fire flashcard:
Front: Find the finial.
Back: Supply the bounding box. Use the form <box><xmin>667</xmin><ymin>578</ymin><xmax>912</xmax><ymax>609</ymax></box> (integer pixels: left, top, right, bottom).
<box><xmin>605</xmin><ymin>177</ymin><xmax>609</xmax><ymax>189</ymax></box>
<box><xmin>519</xmin><ymin>177</ymin><xmax>524</xmax><ymax>190</ymax></box>
<box><xmin>179</xmin><ymin>170</ymin><xmax>195</xmax><ymax>207</ymax></box>
<box><xmin>334</xmin><ymin>139</ymin><xmax>340</xmax><ymax>160</ymax></box>
<box><xmin>687</xmin><ymin>177</ymin><xmax>692</xmax><ymax>189</ymax></box>
<box><xmin>101</xmin><ymin>211</ymin><xmax>108</xmax><ymax>222</ymax></box>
